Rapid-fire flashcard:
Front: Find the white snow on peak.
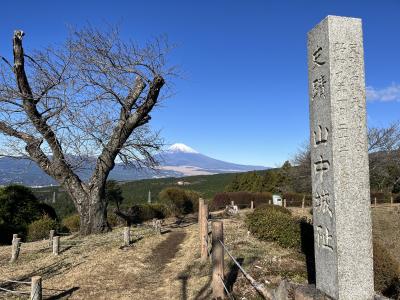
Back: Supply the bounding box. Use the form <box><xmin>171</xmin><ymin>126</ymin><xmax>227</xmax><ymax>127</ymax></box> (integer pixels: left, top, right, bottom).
<box><xmin>168</xmin><ymin>143</ymin><xmax>198</xmax><ymax>154</ymax></box>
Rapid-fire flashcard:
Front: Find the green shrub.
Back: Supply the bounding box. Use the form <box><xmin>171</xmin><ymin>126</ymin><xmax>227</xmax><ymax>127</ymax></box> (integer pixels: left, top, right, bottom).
<box><xmin>246</xmin><ymin>204</ymin><xmax>301</xmax><ymax>249</ymax></box>
<box><xmin>27</xmin><ymin>215</ymin><xmax>58</xmax><ymax>242</ymax></box>
<box><xmin>158</xmin><ymin>188</ymin><xmax>201</xmax><ymax>216</ymax></box>
<box><xmin>374</xmin><ymin>240</ymin><xmax>400</xmax><ymax>298</ymax></box>
<box><xmin>107</xmin><ymin>210</ymin><xmax>124</xmax><ymax>228</ymax></box>
<box><xmin>62</xmin><ymin>214</ymin><xmax>80</xmax><ymax>232</ymax></box>
<box><xmin>0</xmin><ymin>185</ymin><xmax>58</xmax><ymax>244</ymax></box>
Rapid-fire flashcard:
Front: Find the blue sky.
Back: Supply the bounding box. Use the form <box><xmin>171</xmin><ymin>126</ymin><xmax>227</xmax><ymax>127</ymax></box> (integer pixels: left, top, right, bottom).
<box><xmin>0</xmin><ymin>1</ymin><xmax>399</xmax><ymax>167</ymax></box>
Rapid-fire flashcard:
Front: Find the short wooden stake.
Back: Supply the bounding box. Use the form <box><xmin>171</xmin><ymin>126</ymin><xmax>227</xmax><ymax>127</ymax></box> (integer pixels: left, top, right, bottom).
<box><xmin>283</xmin><ymin>198</ymin><xmax>287</xmax><ymax>208</ymax></box>
<box><xmin>199</xmin><ymin>198</ymin><xmax>205</xmax><ymax>246</ymax></box>
<box><xmin>231</xmin><ymin>201</ymin><xmax>234</xmax><ymax>206</ymax></box>
<box><xmin>374</xmin><ymin>197</ymin><xmax>377</xmax><ymax>208</ymax></box>
<box><xmin>52</xmin><ymin>236</ymin><xmax>59</xmax><ymax>255</ymax></box>
<box><xmin>49</xmin><ymin>230</ymin><xmax>55</xmax><ymax>247</ymax></box>
<box><xmin>123</xmin><ymin>227</ymin><xmax>130</xmax><ymax>246</ymax></box>
<box><xmin>391</xmin><ymin>196</ymin><xmax>393</xmax><ymax>206</ymax></box>
<box><xmin>268</xmin><ymin>199</ymin><xmax>271</xmax><ymax>205</ymax></box>
<box><xmin>201</xmin><ymin>204</ymin><xmax>209</xmax><ymax>261</ymax></box>
<box><xmin>302</xmin><ymin>196</ymin><xmax>305</xmax><ymax>209</ymax></box>
<box><xmin>30</xmin><ymin>276</ymin><xmax>42</xmax><ymax>300</ymax></box>
<box><xmin>10</xmin><ymin>237</ymin><xmax>21</xmax><ymax>262</ymax></box>
<box><xmin>212</xmin><ymin>221</ymin><xmax>224</xmax><ymax>299</ymax></box>
<box><xmin>250</xmin><ymin>201</ymin><xmax>254</xmax><ymax>210</ymax></box>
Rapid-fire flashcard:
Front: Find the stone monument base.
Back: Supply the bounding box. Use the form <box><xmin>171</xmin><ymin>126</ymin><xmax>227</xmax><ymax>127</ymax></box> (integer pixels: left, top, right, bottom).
<box><xmin>271</xmin><ymin>280</ymin><xmax>391</xmax><ymax>300</ymax></box>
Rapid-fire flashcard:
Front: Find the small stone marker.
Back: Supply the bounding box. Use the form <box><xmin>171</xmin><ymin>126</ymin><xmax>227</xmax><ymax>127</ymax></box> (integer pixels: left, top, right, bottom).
<box><xmin>53</xmin><ymin>236</ymin><xmax>60</xmax><ymax>255</ymax></box>
<box><xmin>30</xmin><ymin>276</ymin><xmax>42</xmax><ymax>300</ymax></box>
<box><xmin>49</xmin><ymin>230</ymin><xmax>55</xmax><ymax>247</ymax></box>
<box><xmin>308</xmin><ymin>16</ymin><xmax>374</xmax><ymax>299</ymax></box>
<box><xmin>10</xmin><ymin>237</ymin><xmax>21</xmax><ymax>262</ymax></box>
<box><xmin>123</xmin><ymin>227</ymin><xmax>130</xmax><ymax>246</ymax></box>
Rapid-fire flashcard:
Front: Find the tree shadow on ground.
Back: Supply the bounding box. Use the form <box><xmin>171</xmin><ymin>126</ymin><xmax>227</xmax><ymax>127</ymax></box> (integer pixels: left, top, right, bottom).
<box><xmin>300</xmin><ymin>221</ymin><xmax>315</xmax><ymax>284</ymax></box>
<box><xmin>45</xmin><ymin>286</ymin><xmax>80</xmax><ymax>299</ymax></box>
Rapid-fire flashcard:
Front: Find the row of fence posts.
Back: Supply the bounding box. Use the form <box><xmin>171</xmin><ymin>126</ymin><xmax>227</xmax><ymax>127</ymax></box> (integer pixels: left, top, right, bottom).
<box><xmin>200</xmin><ymin>198</ymin><xmax>274</xmax><ymax>299</ymax></box>
<box><xmin>372</xmin><ymin>196</ymin><xmax>394</xmax><ymax>208</ymax></box>
<box><xmin>198</xmin><ymin>198</ymin><xmax>225</xmax><ymax>298</ymax></box>
<box><xmin>10</xmin><ymin>232</ymin><xmax>62</xmax><ymax>262</ymax></box>
<box><xmin>123</xmin><ymin>220</ymin><xmax>162</xmax><ymax>247</ymax></box>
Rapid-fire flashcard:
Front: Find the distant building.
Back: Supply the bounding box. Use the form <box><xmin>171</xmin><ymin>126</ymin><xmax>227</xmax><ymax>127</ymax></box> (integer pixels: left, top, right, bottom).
<box><xmin>177</xmin><ymin>181</ymin><xmax>190</xmax><ymax>186</ymax></box>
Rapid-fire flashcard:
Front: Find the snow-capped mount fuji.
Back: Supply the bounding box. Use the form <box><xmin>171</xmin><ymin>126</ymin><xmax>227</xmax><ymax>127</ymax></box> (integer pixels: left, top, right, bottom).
<box><xmin>167</xmin><ymin>143</ymin><xmax>199</xmax><ymax>154</ymax></box>
<box><xmin>0</xmin><ymin>143</ymin><xmax>267</xmax><ymax>186</ymax></box>
<box><xmin>156</xmin><ymin>143</ymin><xmax>267</xmax><ymax>176</ymax></box>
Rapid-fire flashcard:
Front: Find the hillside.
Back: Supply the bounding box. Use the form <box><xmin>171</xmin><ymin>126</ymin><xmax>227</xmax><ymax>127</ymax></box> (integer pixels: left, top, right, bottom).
<box><xmin>32</xmin><ymin>172</ymin><xmax>241</xmax><ymax>218</ymax></box>
<box><xmin>0</xmin><ymin>210</ymin><xmax>308</xmax><ymax>300</ymax></box>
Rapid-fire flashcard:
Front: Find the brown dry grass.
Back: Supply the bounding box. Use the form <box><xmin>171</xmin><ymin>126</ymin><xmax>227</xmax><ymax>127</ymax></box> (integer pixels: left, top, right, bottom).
<box><xmin>1</xmin><ymin>205</ymin><xmax>398</xmax><ymax>300</ymax></box>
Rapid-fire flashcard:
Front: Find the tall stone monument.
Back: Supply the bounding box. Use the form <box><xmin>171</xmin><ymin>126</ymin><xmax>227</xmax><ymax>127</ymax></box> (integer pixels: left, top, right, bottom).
<box><xmin>308</xmin><ymin>16</ymin><xmax>374</xmax><ymax>299</ymax></box>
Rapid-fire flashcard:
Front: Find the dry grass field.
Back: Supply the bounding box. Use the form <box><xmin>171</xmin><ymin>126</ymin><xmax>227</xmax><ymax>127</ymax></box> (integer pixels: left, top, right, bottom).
<box><xmin>0</xmin><ymin>205</ymin><xmax>399</xmax><ymax>299</ymax></box>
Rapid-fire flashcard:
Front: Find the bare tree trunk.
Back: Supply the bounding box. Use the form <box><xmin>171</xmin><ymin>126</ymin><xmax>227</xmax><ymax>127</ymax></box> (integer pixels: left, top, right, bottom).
<box><xmin>79</xmin><ymin>195</ymin><xmax>109</xmax><ymax>235</ymax></box>
<box><xmin>63</xmin><ymin>182</ymin><xmax>110</xmax><ymax>235</ymax></box>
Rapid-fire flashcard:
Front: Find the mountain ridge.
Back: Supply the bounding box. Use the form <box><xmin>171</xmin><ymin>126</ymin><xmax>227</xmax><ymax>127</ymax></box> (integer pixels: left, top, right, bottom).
<box><xmin>0</xmin><ymin>143</ymin><xmax>268</xmax><ymax>186</ymax></box>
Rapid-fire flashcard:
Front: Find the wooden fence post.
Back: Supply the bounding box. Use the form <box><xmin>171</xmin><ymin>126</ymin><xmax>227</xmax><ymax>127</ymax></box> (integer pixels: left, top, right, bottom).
<box><xmin>53</xmin><ymin>236</ymin><xmax>59</xmax><ymax>255</ymax></box>
<box><xmin>49</xmin><ymin>230</ymin><xmax>55</xmax><ymax>247</ymax></box>
<box><xmin>268</xmin><ymin>199</ymin><xmax>271</xmax><ymax>205</ymax></box>
<box><xmin>199</xmin><ymin>198</ymin><xmax>204</xmax><ymax>251</ymax></box>
<box><xmin>212</xmin><ymin>221</ymin><xmax>224</xmax><ymax>299</ymax></box>
<box><xmin>250</xmin><ymin>201</ymin><xmax>254</xmax><ymax>210</ymax></box>
<box><xmin>124</xmin><ymin>227</ymin><xmax>130</xmax><ymax>246</ymax></box>
<box><xmin>302</xmin><ymin>196</ymin><xmax>305</xmax><ymax>209</ymax></box>
<box><xmin>374</xmin><ymin>197</ymin><xmax>377</xmax><ymax>208</ymax></box>
<box><xmin>30</xmin><ymin>276</ymin><xmax>42</xmax><ymax>300</ymax></box>
<box><xmin>283</xmin><ymin>198</ymin><xmax>287</xmax><ymax>208</ymax></box>
<box><xmin>201</xmin><ymin>204</ymin><xmax>209</xmax><ymax>261</ymax></box>
<box><xmin>391</xmin><ymin>196</ymin><xmax>393</xmax><ymax>207</ymax></box>
<box><xmin>10</xmin><ymin>237</ymin><xmax>21</xmax><ymax>262</ymax></box>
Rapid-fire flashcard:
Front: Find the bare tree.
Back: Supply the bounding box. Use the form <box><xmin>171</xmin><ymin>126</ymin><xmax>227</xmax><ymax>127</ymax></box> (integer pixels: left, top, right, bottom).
<box><xmin>292</xmin><ymin>122</ymin><xmax>400</xmax><ymax>193</ymax></box>
<box><xmin>368</xmin><ymin>122</ymin><xmax>400</xmax><ymax>192</ymax></box>
<box><xmin>0</xmin><ymin>27</ymin><xmax>175</xmax><ymax>234</ymax></box>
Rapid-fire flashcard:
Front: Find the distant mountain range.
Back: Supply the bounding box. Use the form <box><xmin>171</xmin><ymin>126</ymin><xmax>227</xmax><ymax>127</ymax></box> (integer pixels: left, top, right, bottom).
<box><xmin>0</xmin><ymin>143</ymin><xmax>268</xmax><ymax>186</ymax></box>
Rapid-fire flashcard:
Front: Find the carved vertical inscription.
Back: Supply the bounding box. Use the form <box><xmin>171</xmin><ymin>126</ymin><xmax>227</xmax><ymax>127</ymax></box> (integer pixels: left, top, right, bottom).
<box><xmin>308</xmin><ymin>16</ymin><xmax>374</xmax><ymax>300</ymax></box>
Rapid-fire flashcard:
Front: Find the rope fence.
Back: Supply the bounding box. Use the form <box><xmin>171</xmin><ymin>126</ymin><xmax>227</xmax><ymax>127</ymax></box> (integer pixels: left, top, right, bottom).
<box><xmin>0</xmin><ymin>276</ymin><xmax>42</xmax><ymax>300</ymax></box>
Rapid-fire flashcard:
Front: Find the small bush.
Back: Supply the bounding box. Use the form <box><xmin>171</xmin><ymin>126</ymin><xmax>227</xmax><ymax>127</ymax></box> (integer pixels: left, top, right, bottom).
<box><xmin>62</xmin><ymin>214</ymin><xmax>80</xmax><ymax>233</ymax></box>
<box><xmin>27</xmin><ymin>215</ymin><xmax>58</xmax><ymax>242</ymax></box>
<box><xmin>159</xmin><ymin>188</ymin><xmax>201</xmax><ymax>216</ymax></box>
<box><xmin>374</xmin><ymin>240</ymin><xmax>400</xmax><ymax>298</ymax></box>
<box><xmin>107</xmin><ymin>211</ymin><xmax>125</xmax><ymax>228</ymax></box>
<box><xmin>246</xmin><ymin>204</ymin><xmax>301</xmax><ymax>249</ymax></box>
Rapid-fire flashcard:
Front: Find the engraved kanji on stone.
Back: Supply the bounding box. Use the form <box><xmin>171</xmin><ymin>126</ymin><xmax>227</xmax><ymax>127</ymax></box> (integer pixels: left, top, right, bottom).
<box><xmin>312</xmin><ymin>47</ymin><xmax>326</xmax><ymax>67</ymax></box>
<box><xmin>316</xmin><ymin>225</ymin><xmax>334</xmax><ymax>251</ymax></box>
<box><xmin>315</xmin><ymin>190</ymin><xmax>333</xmax><ymax>217</ymax></box>
<box><xmin>314</xmin><ymin>155</ymin><xmax>330</xmax><ymax>180</ymax></box>
<box><xmin>314</xmin><ymin>125</ymin><xmax>329</xmax><ymax>146</ymax></box>
<box><xmin>312</xmin><ymin>75</ymin><xmax>327</xmax><ymax>100</ymax></box>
